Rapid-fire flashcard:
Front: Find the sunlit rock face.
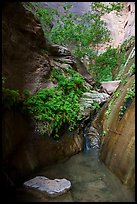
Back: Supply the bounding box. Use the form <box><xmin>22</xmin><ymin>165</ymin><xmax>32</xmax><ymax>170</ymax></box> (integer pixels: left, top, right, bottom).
<box><xmin>92</xmin><ymin>45</ymin><xmax>135</xmax><ymax>188</ymax></box>
<box><xmin>99</xmin><ymin>2</ymin><xmax>135</xmax><ymax>52</ymax></box>
<box><xmin>123</xmin><ymin>2</ymin><xmax>135</xmax><ymax>40</ymax></box>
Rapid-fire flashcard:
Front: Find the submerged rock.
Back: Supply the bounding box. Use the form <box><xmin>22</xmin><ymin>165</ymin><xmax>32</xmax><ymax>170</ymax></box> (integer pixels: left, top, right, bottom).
<box><xmin>24</xmin><ymin>176</ymin><xmax>71</xmax><ymax>197</ymax></box>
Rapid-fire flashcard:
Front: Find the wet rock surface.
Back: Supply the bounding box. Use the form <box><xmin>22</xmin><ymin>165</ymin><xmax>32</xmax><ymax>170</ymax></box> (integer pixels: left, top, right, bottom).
<box><xmin>9</xmin><ymin>149</ymin><xmax>134</xmax><ymax>202</ymax></box>
<box><xmin>81</xmin><ymin>91</ymin><xmax>110</xmax><ymax>105</ymax></box>
<box><xmin>24</xmin><ymin>176</ymin><xmax>71</xmax><ymax>197</ymax></box>
<box><xmin>99</xmin><ymin>2</ymin><xmax>135</xmax><ymax>52</ymax></box>
<box><xmin>79</xmin><ymin>91</ymin><xmax>110</xmax><ymax>120</ymax></box>
<box><xmin>93</xmin><ymin>75</ymin><xmax>135</xmax><ymax>188</ymax></box>
<box><xmin>2</xmin><ymin>2</ymin><xmax>135</xmax><ymax>198</ymax></box>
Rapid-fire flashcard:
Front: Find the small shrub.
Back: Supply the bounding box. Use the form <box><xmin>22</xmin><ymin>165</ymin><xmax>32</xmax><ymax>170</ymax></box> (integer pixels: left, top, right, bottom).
<box><xmin>119</xmin><ymin>80</ymin><xmax>135</xmax><ymax>119</ymax></box>
<box><xmin>23</xmin><ymin>2</ymin><xmax>123</xmax><ymax>60</ymax></box>
<box><xmin>89</xmin><ymin>46</ymin><xmax>126</xmax><ymax>82</ymax></box>
<box><xmin>105</xmin><ymin>90</ymin><xmax>120</xmax><ymax>119</ymax></box>
<box><xmin>24</xmin><ymin>69</ymin><xmax>87</xmax><ymax>138</ymax></box>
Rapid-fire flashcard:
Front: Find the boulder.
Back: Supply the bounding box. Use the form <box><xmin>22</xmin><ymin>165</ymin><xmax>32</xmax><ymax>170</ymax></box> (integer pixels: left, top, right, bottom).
<box><xmin>80</xmin><ymin>91</ymin><xmax>109</xmax><ymax>109</ymax></box>
<box><xmin>78</xmin><ymin>91</ymin><xmax>110</xmax><ymax>120</ymax></box>
<box><xmin>24</xmin><ymin>176</ymin><xmax>71</xmax><ymax>197</ymax></box>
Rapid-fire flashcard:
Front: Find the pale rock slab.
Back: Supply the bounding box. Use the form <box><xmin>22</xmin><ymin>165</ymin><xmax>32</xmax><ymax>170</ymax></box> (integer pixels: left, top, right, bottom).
<box><xmin>24</xmin><ymin>176</ymin><xmax>71</xmax><ymax>197</ymax></box>
<box><xmin>100</xmin><ymin>80</ymin><xmax>121</xmax><ymax>95</ymax></box>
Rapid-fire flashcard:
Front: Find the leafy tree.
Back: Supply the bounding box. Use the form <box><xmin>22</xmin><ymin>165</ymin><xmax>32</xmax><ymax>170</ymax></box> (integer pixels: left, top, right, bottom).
<box><xmin>23</xmin><ymin>2</ymin><xmax>123</xmax><ymax>59</ymax></box>
<box><xmin>89</xmin><ymin>46</ymin><xmax>126</xmax><ymax>82</ymax></box>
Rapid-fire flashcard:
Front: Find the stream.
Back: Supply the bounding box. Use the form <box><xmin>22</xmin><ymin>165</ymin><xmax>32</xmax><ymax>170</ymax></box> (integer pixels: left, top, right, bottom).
<box><xmin>8</xmin><ymin>134</ymin><xmax>135</xmax><ymax>202</ymax></box>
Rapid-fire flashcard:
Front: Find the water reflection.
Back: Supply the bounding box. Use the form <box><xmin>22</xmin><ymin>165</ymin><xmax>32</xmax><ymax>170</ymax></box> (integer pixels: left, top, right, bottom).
<box><xmin>10</xmin><ymin>147</ymin><xmax>134</xmax><ymax>202</ymax></box>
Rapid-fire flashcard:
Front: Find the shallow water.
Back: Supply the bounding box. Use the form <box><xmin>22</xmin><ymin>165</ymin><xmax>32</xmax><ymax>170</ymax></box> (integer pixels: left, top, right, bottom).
<box><xmin>10</xmin><ymin>147</ymin><xmax>135</xmax><ymax>202</ymax></box>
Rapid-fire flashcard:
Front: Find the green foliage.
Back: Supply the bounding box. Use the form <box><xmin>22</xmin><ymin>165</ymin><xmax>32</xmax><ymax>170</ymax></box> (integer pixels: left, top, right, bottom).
<box><xmin>89</xmin><ymin>39</ymin><xmax>127</xmax><ymax>82</ymax></box>
<box><xmin>49</xmin><ymin>3</ymin><xmax>111</xmax><ymax>56</ymax></box>
<box><xmin>115</xmin><ymin>37</ymin><xmax>135</xmax><ymax>80</ymax></box>
<box><xmin>105</xmin><ymin>78</ymin><xmax>135</xmax><ymax>120</ymax></box>
<box><xmin>24</xmin><ymin>2</ymin><xmax>123</xmax><ymax>60</ymax></box>
<box><xmin>113</xmin><ymin>91</ymin><xmax>120</xmax><ymax>98</ymax></box>
<box><xmin>23</xmin><ymin>1</ymin><xmax>124</xmax><ymax>77</ymax></box>
<box><xmin>74</xmin><ymin>47</ymin><xmax>97</xmax><ymax>60</ymax></box>
<box><xmin>125</xmin><ymin>81</ymin><xmax>135</xmax><ymax>100</ymax></box>
<box><xmin>24</xmin><ymin>2</ymin><xmax>124</xmax><ymax>83</ymax></box>
<box><xmin>119</xmin><ymin>80</ymin><xmax>135</xmax><ymax>119</ymax></box>
<box><xmin>24</xmin><ymin>69</ymin><xmax>87</xmax><ymax>138</ymax></box>
<box><xmin>23</xmin><ymin>89</ymin><xmax>31</xmax><ymax>99</ymax></box>
<box><xmin>93</xmin><ymin>47</ymin><xmax>117</xmax><ymax>82</ymax></box>
<box><xmin>90</xmin><ymin>47</ymin><xmax>121</xmax><ymax>82</ymax></box>
<box><xmin>128</xmin><ymin>64</ymin><xmax>135</xmax><ymax>76</ymax></box>
<box><xmin>105</xmin><ymin>90</ymin><xmax>120</xmax><ymax>119</ymax></box>
<box><xmin>92</xmin><ymin>101</ymin><xmax>101</xmax><ymax>111</ymax></box>
<box><xmin>115</xmin><ymin>57</ymin><xmax>127</xmax><ymax>80</ymax></box>
<box><xmin>119</xmin><ymin>105</ymin><xmax>127</xmax><ymax>119</ymax></box>
<box><xmin>52</xmin><ymin>69</ymin><xmax>86</xmax><ymax>94</ymax></box>
<box><xmin>35</xmin><ymin>6</ymin><xmax>56</xmax><ymax>35</ymax></box>
<box><xmin>91</xmin><ymin>2</ymin><xmax>123</xmax><ymax>15</ymax></box>
<box><xmin>105</xmin><ymin>99</ymin><xmax>114</xmax><ymax>119</ymax></box>
<box><xmin>23</xmin><ymin>2</ymin><xmax>57</xmax><ymax>36</ymax></box>
<box><xmin>120</xmin><ymin>77</ymin><xmax>127</xmax><ymax>85</ymax></box>
<box><xmin>119</xmin><ymin>36</ymin><xmax>135</xmax><ymax>53</ymax></box>
<box><xmin>116</xmin><ymin>63</ymin><xmax>134</xmax><ymax>86</ymax></box>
